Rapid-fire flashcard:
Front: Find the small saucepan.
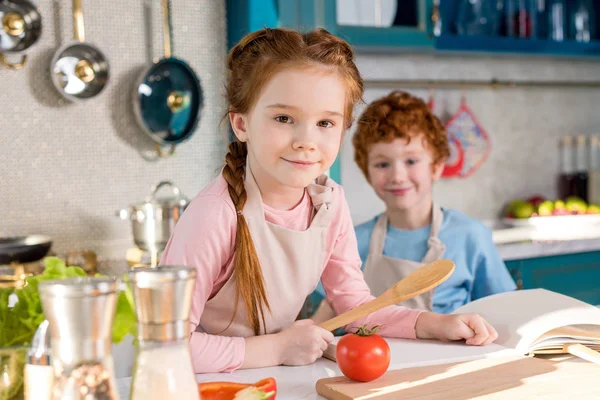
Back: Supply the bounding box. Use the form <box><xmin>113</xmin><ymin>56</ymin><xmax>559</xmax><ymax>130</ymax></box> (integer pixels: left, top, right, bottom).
<box><xmin>50</xmin><ymin>0</ymin><xmax>109</xmax><ymax>101</ymax></box>
<box><xmin>132</xmin><ymin>0</ymin><xmax>204</xmax><ymax>158</ymax></box>
<box><xmin>0</xmin><ymin>0</ymin><xmax>42</xmax><ymax>70</ymax></box>
<box><xmin>117</xmin><ymin>181</ymin><xmax>189</xmax><ymax>253</ymax></box>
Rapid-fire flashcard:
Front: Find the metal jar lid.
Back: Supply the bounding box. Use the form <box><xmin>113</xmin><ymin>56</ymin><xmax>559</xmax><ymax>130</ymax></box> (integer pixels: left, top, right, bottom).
<box><xmin>38</xmin><ymin>276</ymin><xmax>118</xmax><ymax>298</ymax></box>
<box><xmin>128</xmin><ymin>265</ymin><xmax>196</xmax><ymax>341</ymax></box>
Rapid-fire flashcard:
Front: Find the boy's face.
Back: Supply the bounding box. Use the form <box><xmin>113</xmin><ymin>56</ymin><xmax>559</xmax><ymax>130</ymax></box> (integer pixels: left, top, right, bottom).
<box><xmin>367</xmin><ymin>136</ymin><xmax>444</xmax><ymax>212</ymax></box>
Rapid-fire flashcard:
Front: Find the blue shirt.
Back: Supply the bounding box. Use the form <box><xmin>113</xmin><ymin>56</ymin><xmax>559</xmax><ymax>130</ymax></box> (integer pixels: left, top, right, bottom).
<box><xmin>314</xmin><ymin>208</ymin><xmax>517</xmax><ymax>314</ymax></box>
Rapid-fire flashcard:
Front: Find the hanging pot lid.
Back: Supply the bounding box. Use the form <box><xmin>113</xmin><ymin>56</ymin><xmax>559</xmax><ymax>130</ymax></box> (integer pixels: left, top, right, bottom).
<box><xmin>0</xmin><ymin>0</ymin><xmax>42</xmax><ymax>70</ymax></box>
<box><xmin>132</xmin><ymin>0</ymin><xmax>204</xmax><ymax>157</ymax></box>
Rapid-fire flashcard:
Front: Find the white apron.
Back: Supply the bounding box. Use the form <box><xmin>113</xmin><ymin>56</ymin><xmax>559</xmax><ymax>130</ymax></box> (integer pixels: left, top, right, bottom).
<box><xmin>362</xmin><ymin>205</ymin><xmax>446</xmax><ymax>311</ymax></box>
<box><xmin>198</xmin><ymin>162</ymin><xmax>335</xmax><ymax>336</ymax></box>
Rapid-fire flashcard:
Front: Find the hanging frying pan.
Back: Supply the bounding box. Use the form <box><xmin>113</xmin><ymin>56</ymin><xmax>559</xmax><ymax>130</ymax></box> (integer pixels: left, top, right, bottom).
<box><xmin>132</xmin><ymin>0</ymin><xmax>204</xmax><ymax>158</ymax></box>
<box><xmin>0</xmin><ymin>0</ymin><xmax>42</xmax><ymax>70</ymax></box>
<box><xmin>50</xmin><ymin>0</ymin><xmax>109</xmax><ymax>101</ymax></box>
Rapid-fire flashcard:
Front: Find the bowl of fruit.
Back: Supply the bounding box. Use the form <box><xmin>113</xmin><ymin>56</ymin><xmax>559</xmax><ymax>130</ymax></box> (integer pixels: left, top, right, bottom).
<box><xmin>503</xmin><ymin>195</ymin><xmax>600</xmax><ymax>227</ymax></box>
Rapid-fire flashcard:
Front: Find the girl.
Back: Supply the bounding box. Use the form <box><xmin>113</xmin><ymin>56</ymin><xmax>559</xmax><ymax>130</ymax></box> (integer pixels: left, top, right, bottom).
<box><xmin>161</xmin><ymin>27</ymin><xmax>498</xmax><ymax>374</ymax></box>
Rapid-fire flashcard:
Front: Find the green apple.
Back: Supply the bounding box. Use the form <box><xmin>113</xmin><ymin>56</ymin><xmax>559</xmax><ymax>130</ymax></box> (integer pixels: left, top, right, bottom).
<box><xmin>587</xmin><ymin>204</ymin><xmax>600</xmax><ymax>214</ymax></box>
<box><xmin>537</xmin><ymin>200</ymin><xmax>554</xmax><ymax>216</ymax></box>
<box><xmin>513</xmin><ymin>202</ymin><xmax>535</xmax><ymax>219</ymax></box>
<box><xmin>565</xmin><ymin>197</ymin><xmax>587</xmax><ymax>214</ymax></box>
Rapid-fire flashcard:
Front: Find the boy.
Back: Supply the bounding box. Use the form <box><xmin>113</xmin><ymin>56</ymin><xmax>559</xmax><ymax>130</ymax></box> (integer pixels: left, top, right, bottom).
<box><xmin>311</xmin><ymin>91</ymin><xmax>515</xmax><ymax>322</ymax></box>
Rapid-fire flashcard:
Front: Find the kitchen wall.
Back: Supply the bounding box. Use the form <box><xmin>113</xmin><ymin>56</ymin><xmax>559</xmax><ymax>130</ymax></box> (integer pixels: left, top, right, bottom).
<box><xmin>1</xmin><ymin>0</ymin><xmax>228</xmax><ymax>261</ymax></box>
<box><xmin>4</xmin><ymin>1</ymin><xmax>600</xmax><ymax>263</ymax></box>
<box><xmin>344</xmin><ymin>54</ymin><xmax>600</xmax><ymax>225</ymax></box>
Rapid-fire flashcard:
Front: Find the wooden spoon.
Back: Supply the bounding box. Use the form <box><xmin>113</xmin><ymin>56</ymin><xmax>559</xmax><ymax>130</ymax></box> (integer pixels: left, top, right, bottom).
<box><xmin>318</xmin><ymin>259</ymin><xmax>455</xmax><ymax>332</ymax></box>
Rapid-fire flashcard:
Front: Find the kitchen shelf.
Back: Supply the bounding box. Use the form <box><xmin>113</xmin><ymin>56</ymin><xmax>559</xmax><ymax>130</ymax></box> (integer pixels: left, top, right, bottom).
<box><xmin>435</xmin><ymin>35</ymin><xmax>600</xmax><ymax>58</ymax></box>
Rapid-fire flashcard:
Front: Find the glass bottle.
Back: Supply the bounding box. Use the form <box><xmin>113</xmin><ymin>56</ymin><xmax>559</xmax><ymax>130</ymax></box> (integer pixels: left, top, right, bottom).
<box><xmin>128</xmin><ymin>266</ymin><xmax>199</xmax><ymax>400</ymax></box>
<box><xmin>507</xmin><ymin>0</ymin><xmax>535</xmax><ymax>38</ymax></box>
<box><xmin>39</xmin><ymin>277</ymin><xmax>119</xmax><ymax>400</ymax></box>
<box><xmin>588</xmin><ymin>135</ymin><xmax>600</xmax><ymax>204</ymax></box>
<box><xmin>558</xmin><ymin>135</ymin><xmax>576</xmax><ymax>199</ymax></box>
<box><xmin>456</xmin><ymin>0</ymin><xmax>500</xmax><ymax>36</ymax></box>
<box><xmin>574</xmin><ymin>135</ymin><xmax>589</xmax><ymax>201</ymax></box>
<box><xmin>570</xmin><ymin>0</ymin><xmax>595</xmax><ymax>42</ymax></box>
<box><xmin>548</xmin><ymin>0</ymin><xmax>567</xmax><ymax>41</ymax></box>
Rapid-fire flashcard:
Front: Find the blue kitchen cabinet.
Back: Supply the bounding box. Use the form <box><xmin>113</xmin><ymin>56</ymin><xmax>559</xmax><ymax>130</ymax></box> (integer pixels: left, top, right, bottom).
<box><xmin>506</xmin><ymin>250</ymin><xmax>600</xmax><ymax>306</ymax></box>
<box><xmin>227</xmin><ymin>0</ymin><xmax>436</xmax><ymax>52</ymax></box>
<box><xmin>228</xmin><ymin>0</ymin><xmax>600</xmax><ymax>59</ymax></box>
<box><xmin>318</xmin><ymin>0</ymin><xmax>436</xmax><ymax>51</ymax></box>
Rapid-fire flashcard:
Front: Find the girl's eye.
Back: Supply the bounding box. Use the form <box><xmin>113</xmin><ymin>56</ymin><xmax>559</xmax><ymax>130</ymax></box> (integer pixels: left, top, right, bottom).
<box><xmin>407</xmin><ymin>159</ymin><xmax>419</xmax><ymax>166</ymax></box>
<box><xmin>374</xmin><ymin>162</ymin><xmax>389</xmax><ymax>169</ymax></box>
<box><xmin>275</xmin><ymin>116</ymin><xmax>292</xmax><ymax>124</ymax></box>
<box><xmin>317</xmin><ymin>120</ymin><xmax>334</xmax><ymax>128</ymax></box>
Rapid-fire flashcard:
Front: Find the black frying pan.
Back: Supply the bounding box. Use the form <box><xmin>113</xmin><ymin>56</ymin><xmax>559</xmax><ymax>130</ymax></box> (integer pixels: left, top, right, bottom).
<box><xmin>0</xmin><ymin>235</ymin><xmax>52</xmax><ymax>264</ymax></box>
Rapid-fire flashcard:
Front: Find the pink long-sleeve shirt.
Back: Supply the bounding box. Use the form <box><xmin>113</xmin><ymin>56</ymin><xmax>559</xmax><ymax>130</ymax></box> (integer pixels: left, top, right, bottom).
<box><xmin>160</xmin><ymin>173</ymin><xmax>422</xmax><ymax>373</ymax></box>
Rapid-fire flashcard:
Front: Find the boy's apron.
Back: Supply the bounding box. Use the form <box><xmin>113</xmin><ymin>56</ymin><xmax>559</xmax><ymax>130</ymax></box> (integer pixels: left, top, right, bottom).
<box><xmin>198</xmin><ymin>162</ymin><xmax>335</xmax><ymax>336</ymax></box>
<box><xmin>362</xmin><ymin>205</ymin><xmax>446</xmax><ymax>311</ymax></box>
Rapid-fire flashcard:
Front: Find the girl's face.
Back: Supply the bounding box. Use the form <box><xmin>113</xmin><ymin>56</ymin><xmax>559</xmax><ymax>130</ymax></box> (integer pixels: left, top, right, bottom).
<box><xmin>230</xmin><ymin>67</ymin><xmax>347</xmax><ymax>197</ymax></box>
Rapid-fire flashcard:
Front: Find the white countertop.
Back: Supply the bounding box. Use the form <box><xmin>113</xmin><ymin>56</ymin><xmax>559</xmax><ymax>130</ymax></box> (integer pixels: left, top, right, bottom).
<box><xmin>489</xmin><ymin>220</ymin><xmax>600</xmax><ymax>261</ymax></box>
<box><xmin>496</xmin><ymin>237</ymin><xmax>600</xmax><ymax>261</ymax></box>
<box><xmin>116</xmin><ymin>339</ymin><xmax>517</xmax><ymax>399</ymax></box>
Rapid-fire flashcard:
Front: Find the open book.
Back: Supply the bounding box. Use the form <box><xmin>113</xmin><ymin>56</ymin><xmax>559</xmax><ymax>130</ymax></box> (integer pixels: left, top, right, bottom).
<box><xmin>451</xmin><ymin>288</ymin><xmax>600</xmax><ymax>356</ymax></box>
<box><xmin>323</xmin><ymin>289</ymin><xmax>600</xmax><ymax>363</ymax></box>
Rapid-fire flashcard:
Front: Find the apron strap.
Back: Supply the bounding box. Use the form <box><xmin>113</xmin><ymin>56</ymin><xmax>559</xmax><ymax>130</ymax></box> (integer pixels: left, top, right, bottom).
<box><xmin>423</xmin><ymin>204</ymin><xmax>446</xmax><ymax>263</ymax></box>
<box><xmin>367</xmin><ymin>213</ymin><xmax>388</xmax><ymax>261</ymax></box>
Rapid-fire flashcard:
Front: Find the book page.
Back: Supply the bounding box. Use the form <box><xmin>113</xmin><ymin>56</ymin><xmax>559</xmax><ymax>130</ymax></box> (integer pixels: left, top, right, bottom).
<box><xmin>530</xmin><ymin>325</ymin><xmax>600</xmax><ymax>352</ymax></box>
<box><xmin>452</xmin><ymin>289</ymin><xmax>600</xmax><ymax>353</ymax></box>
<box><xmin>324</xmin><ymin>337</ymin><xmax>519</xmax><ymax>369</ymax></box>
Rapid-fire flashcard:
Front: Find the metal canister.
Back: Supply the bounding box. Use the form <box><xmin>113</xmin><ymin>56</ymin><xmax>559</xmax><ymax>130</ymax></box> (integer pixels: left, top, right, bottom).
<box><xmin>39</xmin><ymin>277</ymin><xmax>119</xmax><ymax>400</ymax></box>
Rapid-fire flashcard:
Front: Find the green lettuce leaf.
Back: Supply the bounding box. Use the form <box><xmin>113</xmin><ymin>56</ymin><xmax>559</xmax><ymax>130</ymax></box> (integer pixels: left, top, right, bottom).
<box><xmin>0</xmin><ymin>257</ymin><xmax>137</xmax><ymax>347</ymax></box>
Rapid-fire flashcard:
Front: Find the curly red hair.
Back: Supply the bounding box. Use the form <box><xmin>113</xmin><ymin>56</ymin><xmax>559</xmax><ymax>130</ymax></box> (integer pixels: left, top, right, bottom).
<box><xmin>353</xmin><ymin>90</ymin><xmax>449</xmax><ymax>180</ymax></box>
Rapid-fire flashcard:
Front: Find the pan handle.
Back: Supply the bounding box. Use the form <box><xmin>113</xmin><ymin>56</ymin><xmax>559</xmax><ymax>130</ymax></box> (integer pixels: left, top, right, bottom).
<box><xmin>161</xmin><ymin>0</ymin><xmax>172</xmax><ymax>58</ymax></box>
<box><xmin>0</xmin><ymin>53</ymin><xmax>27</xmax><ymax>70</ymax></box>
<box><xmin>156</xmin><ymin>143</ymin><xmax>176</xmax><ymax>158</ymax></box>
<box><xmin>73</xmin><ymin>0</ymin><xmax>85</xmax><ymax>42</ymax></box>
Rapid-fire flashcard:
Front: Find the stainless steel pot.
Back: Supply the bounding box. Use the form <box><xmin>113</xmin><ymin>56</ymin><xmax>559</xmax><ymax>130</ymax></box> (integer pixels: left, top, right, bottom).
<box><xmin>117</xmin><ymin>181</ymin><xmax>189</xmax><ymax>253</ymax></box>
<box><xmin>0</xmin><ymin>0</ymin><xmax>42</xmax><ymax>70</ymax></box>
<box><xmin>50</xmin><ymin>0</ymin><xmax>109</xmax><ymax>101</ymax></box>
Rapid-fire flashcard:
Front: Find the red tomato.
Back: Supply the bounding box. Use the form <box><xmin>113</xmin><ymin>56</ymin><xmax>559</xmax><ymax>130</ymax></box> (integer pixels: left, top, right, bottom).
<box><xmin>336</xmin><ymin>326</ymin><xmax>390</xmax><ymax>382</ymax></box>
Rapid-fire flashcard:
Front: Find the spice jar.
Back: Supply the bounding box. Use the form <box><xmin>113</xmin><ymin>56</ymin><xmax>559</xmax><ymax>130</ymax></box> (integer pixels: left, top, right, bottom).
<box><xmin>128</xmin><ymin>266</ymin><xmax>199</xmax><ymax>400</ymax></box>
<box><xmin>39</xmin><ymin>277</ymin><xmax>119</xmax><ymax>400</ymax></box>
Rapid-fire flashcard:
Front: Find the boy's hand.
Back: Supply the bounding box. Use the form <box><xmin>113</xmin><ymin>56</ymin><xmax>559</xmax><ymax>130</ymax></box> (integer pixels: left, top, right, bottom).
<box><xmin>415</xmin><ymin>312</ymin><xmax>498</xmax><ymax>346</ymax></box>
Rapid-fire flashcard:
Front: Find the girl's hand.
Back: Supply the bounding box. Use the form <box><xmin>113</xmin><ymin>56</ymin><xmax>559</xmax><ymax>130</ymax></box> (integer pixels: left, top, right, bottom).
<box><xmin>415</xmin><ymin>312</ymin><xmax>498</xmax><ymax>346</ymax></box>
<box><xmin>275</xmin><ymin>319</ymin><xmax>334</xmax><ymax>366</ymax></box>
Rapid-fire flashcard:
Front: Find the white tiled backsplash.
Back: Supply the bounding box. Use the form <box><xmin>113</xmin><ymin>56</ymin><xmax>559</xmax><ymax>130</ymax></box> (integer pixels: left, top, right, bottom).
<box><xmin>343</xmin><ymin>53</ymin><xmax>600</xmax><ymax>225</ymax></box>
<box><xmin>3</xmin><ymin>1</ymin><xmax>600</xmax><ymax>261</ymax></box>
<box><xmin>1</xmin><ymin>0</ymin><xmax>228</xmax><ymax>260</ymax></box>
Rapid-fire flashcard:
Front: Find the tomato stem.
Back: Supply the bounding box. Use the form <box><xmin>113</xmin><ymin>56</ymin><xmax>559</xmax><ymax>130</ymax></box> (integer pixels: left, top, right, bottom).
<box><xmin>353</xmin><ymin>324</ymin><xmax>383</xmax><ymax>336</ymax></box>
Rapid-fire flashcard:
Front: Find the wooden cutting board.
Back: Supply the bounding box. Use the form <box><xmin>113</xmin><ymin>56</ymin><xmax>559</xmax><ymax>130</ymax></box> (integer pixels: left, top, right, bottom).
<box><xmin>316</xmin><ymin>355</ymin><xmax>600</xmax><ymax>399</ymax></box>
